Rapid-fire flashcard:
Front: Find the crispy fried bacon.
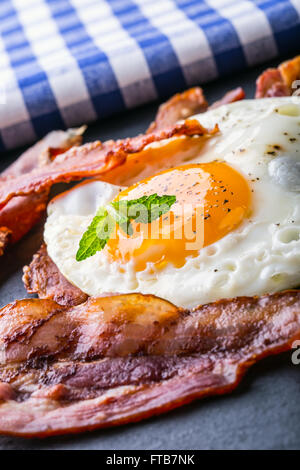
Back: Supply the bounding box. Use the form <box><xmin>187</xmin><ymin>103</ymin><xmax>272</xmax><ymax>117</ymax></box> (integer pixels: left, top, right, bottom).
<box><xmin>0</xmin><ymin>128</ymin><xmax>85</xmax><ymax>252</ymax></box>
<box><xmin>209</xmin><ymin>87</ymin><xmax>245</xmax><ymax>109</ymax></box>
<box><xmin>147</xmin><ymin>86</ymin><xmax>245</xmax><ymax>133</ymax></box>
<box><xmin>0</xmin><ymin>227</ymin><xmax>12</xmax><ymax>256</ymax></box>
<box><xmin>279</xmin><ymin>56</ymin><xmax>300</xmax><ymax>90</ymax></box>
<box><xmin>0</xmin><ymin>290</ymin><xmax>299</xmax><ymax>437</ymax></box>
<box><xmin>255</xmin><ymin>55</ymin><xmax>300</xmax><ymax>98</ymax></box>
<box><xmin>1</xmin><ymin>127</ymin><xmax>85</xmax><ymax>180</ymax></box>
<box><xmin>0</xmin><ymin>192</ymin><xmax>49</xmax><ymax>247</ymax></box>
<box><xmin>255</xmin><ymin>69</ymin><xmax>289</xmax><ymax>98</ymax></box>
<box><xmin>0</xmin><ymin>120</ymin><xmax>218</xmax><ymax>211</ymax></box>
<box><xmin>23</xmin><ymin>244</ymin><xmax>88</xmax><ymax>306</ymax></box>
<box><xmin>147</xmin><ymin>87</ymin><xmax>208</xmax><ymax>132</ymax></box>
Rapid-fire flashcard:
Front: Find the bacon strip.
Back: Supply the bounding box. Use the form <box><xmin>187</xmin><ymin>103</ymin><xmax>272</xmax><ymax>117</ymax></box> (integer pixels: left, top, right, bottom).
<box><xmin>209</xmin><ymin>87</ymin><xmax>245</xmax><ymax>109</ymax></box>
<box><xmin>0</xmin><ymin>192</ymin><xmax>49</xmax><ymax>248</ymax></box>
<box><xmin>0</xmin><ymin>227</ymin><xmax>11</xmax><ymax>256</ymax></box>
<box><xmin>147</xmin><ymin>86</ymin><xmax>245</xmax><ymax>133</ymax></box>
<box><xmin>0</xmin><ymin>128</ymin><xmax>85</xmax><ymax>252</ymax></box>
<box><xmin>279</xmin><ymin>55</ymin><xmax>300</xmax><ymax>90</ymax></box>
<box><xmin>1</xmin><ymin>127</ymin><xmax>85</xmax><ymax>180</ymax></box>
<box><xmin>147</xmin><ymin>87</ymin><xmax>208</xmax><ymax>132</ymax></box>
<box><xmin>23</xmin><ymin>244</ymin><xmax>88</xmax><ymax>306</ymax></box>
<box><xmin>0</xmin><ymin>290</ymin><xmax>299</xmax><ymax>437</ymax></box>
<box><xmin>255</xmin><ymin>69</ymin><xmax>289</xmax><ymax>98</ymax></box>
<box><xmin>0</xmin><ymin>120</ymin><xmax>218</xmax><ymax>211</ymax></box>
<box><xmin>255</xmin><ymin>55</ymin><xmax>300</xmax><ymax>98</ymax></box>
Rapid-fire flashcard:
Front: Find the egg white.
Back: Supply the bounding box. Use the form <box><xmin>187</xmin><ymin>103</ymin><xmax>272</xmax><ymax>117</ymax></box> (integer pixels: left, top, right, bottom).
<box><xmin>45</xmin><ymin>97</ymin><xmax>300</xmax><ymax>308</ymax></box>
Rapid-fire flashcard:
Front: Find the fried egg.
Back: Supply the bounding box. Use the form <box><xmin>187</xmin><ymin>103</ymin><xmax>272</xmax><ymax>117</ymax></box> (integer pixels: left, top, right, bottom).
<box><xmin>44</xmin><ymin>97</ymin><xmax>300</xmax><ymax>308</ymax></box>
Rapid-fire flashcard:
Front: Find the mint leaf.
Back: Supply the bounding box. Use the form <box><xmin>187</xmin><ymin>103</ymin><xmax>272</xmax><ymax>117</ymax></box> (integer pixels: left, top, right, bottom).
<box><xmin>111</xmin><ymin>194</ymin><xmax>176</xmax><ymax>224</ymax></box>
<box><xmin>107</xmin><ymin>204</ymin><xmax>134</xmax><ymax>236</ymax></box>
<box><xmin>76</xmin><ymin>193</ymin><xmax>176</xmax><ymax>261</ymax></box>
<box><xmin>119</xmin><ymin>220</ymin><xmax>134</xmax><ymax>236</ymax></box>
<box><xmin>76</xmin><ymin>211</ymin><xmax>115</xmax><ymax>261</ymax></box>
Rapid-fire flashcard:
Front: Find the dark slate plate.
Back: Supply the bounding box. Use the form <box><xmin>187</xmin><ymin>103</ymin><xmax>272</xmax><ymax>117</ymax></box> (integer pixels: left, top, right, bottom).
<box><xmin>0</xmin><ymin>57</ymin><xmax>299</xmax><ymax>450</ymax></box>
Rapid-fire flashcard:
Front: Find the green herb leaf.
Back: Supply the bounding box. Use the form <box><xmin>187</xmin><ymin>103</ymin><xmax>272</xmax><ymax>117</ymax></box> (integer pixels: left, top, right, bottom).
<box><xmin>111</xmin><ymin>194</ymin><xmax>176</xmax><ymax>224</ymax></box>
<box><xmin>76</xmin><ymin>193</ymin><xmax>176</xmax><ymax>261</ymax></box>
<box><xmin>119</xmin><ymin>220</ymin><xmax>134</xmax><ymax>236</ymax></box>
<box><xmin>76</xmin><ymin>210</ymin><xmax>115</xmax><ymax>261</ymax></box>
<box><xmin>107</xmin><ymin>204</ymin><xmax>134</xmax><ymax>236</ymax></box>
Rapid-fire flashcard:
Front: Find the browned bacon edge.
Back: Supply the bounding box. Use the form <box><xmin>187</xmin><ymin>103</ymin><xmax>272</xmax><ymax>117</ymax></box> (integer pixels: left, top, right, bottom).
<box><xmin>209</xmin><ymin>87</ymin><xmax>245</xmax><ymax>109</ymax></box>
<box><xmin>147</xmin><ymin>87</ymin><xmax>208</xmax><ymax>133</ymax></box>
<box><xmin>0</xmin><ymin>120</ymin><xmax>218</xmax><ymax>212</ymax></box>
<box><xmin>147</xmin><ymin>86</ymin><xmax>246</xmax><ymax>133</ymax></box>
<box><xmin>0</xmin><ymin>290</ymin><xmax>299</xmax><ymax>437</ymax></box>
<box><xmin>0</xmin><ymin>227</ymin><xmax>12</xmax><ymax>256</ymax></box>
<box><xmin>23</xmin><ymin>244</ymin><xmax>88</xmax><ymax>306</ymax></box>
<box><xmin>1</xmin><ymin>127</ymin><xmax>85</xmax><ymax>180</ymax></box>
<box><xmin>255</xmin><ymin>55</ymin><xmax>300</xmax><ymax>98</ymax></box>
<box><xmin>0</xmin><ymin>127</ymin><xmax>85</xmax><ymax>253</ymax></box>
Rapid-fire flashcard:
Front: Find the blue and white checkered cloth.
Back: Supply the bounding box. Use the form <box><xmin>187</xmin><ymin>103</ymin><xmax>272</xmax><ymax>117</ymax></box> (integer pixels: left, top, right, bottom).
<box><xmin>0</xmin><ymin>0</ymin><xmax>300</xmax><ymax>152</ymax></box>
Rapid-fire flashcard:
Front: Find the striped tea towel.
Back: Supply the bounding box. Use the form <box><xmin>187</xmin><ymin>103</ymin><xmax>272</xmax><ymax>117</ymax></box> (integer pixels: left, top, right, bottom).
<box><xmin>0</xmin><ymin>0</ymin><xmax>300</xmax><ymax>152</ymax></box>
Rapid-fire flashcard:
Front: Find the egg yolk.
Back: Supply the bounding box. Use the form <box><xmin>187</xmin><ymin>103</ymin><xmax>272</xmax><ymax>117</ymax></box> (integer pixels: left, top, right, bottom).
<box><xmin>106</xmin><ymin>162</ymin><xmax>251</xmax><ymax>271</ymax></box>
